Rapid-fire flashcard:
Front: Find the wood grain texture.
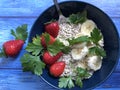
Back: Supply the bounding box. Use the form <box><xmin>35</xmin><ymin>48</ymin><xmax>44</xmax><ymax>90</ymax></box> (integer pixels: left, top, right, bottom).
<box><xmin>0</xmin><ymin>0</ymin><xmax>120</xmax><ymax>90</ymax></box>
<box><xmin>0</xmin><ymin>70</ymin><xmax>120</xmax><ymax>90</ymax></box>
<box><xmin>0</xmin><ymin>0</ymin><xmax>119</xmax><ymax>17</ymax></box>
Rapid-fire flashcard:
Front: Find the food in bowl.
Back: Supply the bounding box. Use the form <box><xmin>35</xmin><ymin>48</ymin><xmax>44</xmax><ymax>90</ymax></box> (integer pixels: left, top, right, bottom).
<box><xmin>20</xmin><ymin>10</ymin><xmax>106</xmax><ymax>89</ymax></box>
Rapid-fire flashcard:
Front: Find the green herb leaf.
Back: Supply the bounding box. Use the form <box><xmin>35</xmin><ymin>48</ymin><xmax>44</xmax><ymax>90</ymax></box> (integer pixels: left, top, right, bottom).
<box><xmin>26</xmin><ymin>35</ymin><xmax>43</xmax><ymax>56</ymax></box>
<box><xmin>20</xmin><ymin>53</ymin><xmax>45</xmax><ymax>76</ymax></box>
<box><xmin>58</xmin><ymin>76</ymin><xmax>74</xmax><ymax>89</ymax></box>
<box><xmin>42</xmin><ymin>33</ymin><xmax>50</xmax><ymax>45</ymax></box>
<box><xmin>90</xmin><ymin>28</ymin><xmax>102</xmax><ymax>45</ymax></box>
<box><xmin>76</xmin><ymin>67</ymin><xmax>91</xmax><ymax>78</ymax></box>
<box><xmin>89</xmin><ymin>46</ymin><xmax>106</xmax><ymax>57</ymax></box>
<box><xmin>75</xmin><ymin>77</ymin><xmax>83</xmax><ymax>88</ymax></box>
<box><xmin>0</xmin><ymin>48</ymin><xmax>7</xmax><ymax>57</ymax></box>
<box><xmin>68</xmin><ymin>36</ymin><xmax>90</xmax><ymax>45</ymax></box>
<box><xmin>68</xmin><ymin>10</ymin><xmax>87</xmax><ymax>24</ymax></box>
<box><xmin>11</xmin><ymin>24</ymin><xmax>28</xmax><ymax>41</ymax></box>
<box><xmin>75</xmin><ymin>67</ymin><xmax>91</xmax><ymax>88</ymax></box>
<box><xmin>47</xmin><ymin>39</ymin><xmax>70</xmax><ymax>55</ymax></box>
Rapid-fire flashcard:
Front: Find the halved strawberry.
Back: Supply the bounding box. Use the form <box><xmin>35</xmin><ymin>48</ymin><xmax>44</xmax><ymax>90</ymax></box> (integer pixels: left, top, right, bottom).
<box><xmin>45</xmin><ymin>21</ymin><xmax>59</xmax><ymax>38</ymax></box>
<box><xmin>50</xmin><ymin>61</ymin><xmax>65</xmax><ymax>77</ymax></box>
<box><xmin>41</xmin><ymin>33</ymin><xmax>55</xmax><ymax>48</ymax></box>
<box><xmin>43</xmin><ymin>51</ymin><xmax>63</xmax><ymax>65</ymax></box>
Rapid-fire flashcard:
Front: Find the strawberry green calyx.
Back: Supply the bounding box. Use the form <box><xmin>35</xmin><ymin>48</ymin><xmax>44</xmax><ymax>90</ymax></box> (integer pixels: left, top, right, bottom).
<box><xmin>0</xmin><ymin>48</ymin><xmax>7</xmax><ymax>57</ymax></box>
<box><xmin>11</xmin><ymin>24</ymin><xmax>28</xmax><ymax>41</ymax></box>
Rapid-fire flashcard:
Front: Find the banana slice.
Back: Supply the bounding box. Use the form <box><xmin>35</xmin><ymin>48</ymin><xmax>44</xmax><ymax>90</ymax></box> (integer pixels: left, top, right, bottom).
<box><xmin>81</xmin><ymin>20</ymin><xmax>96</xmax><ymax>36</ymax></box>
<box><xmin>58</xmin><ymin>38</ymin><xmax>69</xmax><ymax>46</ymax></box>
<box><xmin>98</xmin><ymin>38</ymin><xmax>104</xmax><ymax>47</ymax></box>
<box><xmin>87</xmin><ymin>56</ymin><xmax>102</xmax><ymax>71</ymax></box>
<box><xmin>71</xmin><ymin>46</ymin><xmax>88</xmax><ymax>60</ymax></box>
<box><xmin>72</xmin><ymin>42</ymin><xmax>87</xmax><ymax>49</ymax></box>
<box><xmin>76</xmin><ymin>61</ymin><xmax>88</xmax><ymax>69</ymax></box>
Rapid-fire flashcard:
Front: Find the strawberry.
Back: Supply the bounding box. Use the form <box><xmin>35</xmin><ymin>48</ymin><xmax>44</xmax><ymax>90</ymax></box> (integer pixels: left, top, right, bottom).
<box><xmin>50</xmin><ymin>61</ymin><xmax>65</xmax><ymax>77</ymax></box>
<box><xmin>0</xmin><ymin>24</ymin><xmax>28</xmax><ymax>57</ymax></box>
<box><xmin>3</xmin><ymin>40</ymin><xmax>24</xmax><ymax>57</ymax></box>
<box><xmin>45</xmin><ymin>21</ymin><xmax>59</xmax><ymax>38</ymax></box>
<box><xmin>41</xmin><ymin>34</ymin><xmax>55</xmax><ymax>48</ymax></box>
<box><xmin>43</xmin><ymin>51</ymin><xmax>63</xmax><ymax>65</ymax></box>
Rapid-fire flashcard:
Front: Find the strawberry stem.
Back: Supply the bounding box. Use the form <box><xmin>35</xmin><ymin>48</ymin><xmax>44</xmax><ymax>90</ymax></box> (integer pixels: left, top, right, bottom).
<box><xmin>0</xmin><ymin>48</ymin><xmax>7</xmax><ymax>57</ymax></box>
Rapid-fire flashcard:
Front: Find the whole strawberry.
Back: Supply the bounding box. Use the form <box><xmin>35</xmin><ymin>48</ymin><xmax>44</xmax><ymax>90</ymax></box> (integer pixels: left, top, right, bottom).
<box><xmin>43</xmin><ymin>51</ymin><xmax>63</xmax><ymax>65</ymax></box>
<box><xmin>3</xmin><ymin>40</ymin><xmax>24</xmax><ymax>57</ymax></box>
<box><xmin>0</xmin><ymin>24</ymin><xmax>28</xmax><ymax>57</ymax></box>
<box><xmin>50</xmin><ymin>61</ymin><xmax>65</xmax><ymax>77</ymax></box>
<box><xmin>41</xmin><ymin>33</ymin><xmax>55</xmax><ymax>48</ymax></box>
<box><xmin>45</xmin><ymin>21</ymin><xmax>59</xmax><ymax>38</ymax></box>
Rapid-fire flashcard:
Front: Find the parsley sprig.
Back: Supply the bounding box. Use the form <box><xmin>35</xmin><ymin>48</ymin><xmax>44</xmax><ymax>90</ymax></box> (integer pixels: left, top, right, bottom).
<box><xmin>58</xmin><ymin>76</ymin><xmax>75</xmax><ymax>89</ymax></box>
<box><xmin>21</xmin><ymin>53</ymin><xmax>45</xmax><ymax>76</ymax></box>
<box><xmin>48</xmin><ymin>39</ymin><xmax>70</xmax><ymax>55</ymax></box>
<box><xmin>68</xmin><ymin>36</ymin><xmax>90</xmax><ymax>45</ymax></box>
<box><xmin>58</xmin><ymin>67</ymin><xmax>91</xmax><ymax>88</ymax></box>
<box><xmin>90</xmin><ymin>28</ymin><xmax>102</xmax><ymax>45</ymax></box>
<box><xmin>26</xmin><ymin>35</ymin><xmax>43</xmax><ymax>56</ymax></box>
<box><xmin>20</xmin><ymin>35</ymin><xmax>45</xmax><ymax>76</ymax></box>
<box><xmin>89</xmin><ymin>28</ymin><xmax>106</xmax><ymax>57</ymax></box>
<box><xmin>67</xmin><ymin>28</ymin><xmax>106</xmax><ymax>57</ymax></box>
<box><xmin>68</xmin><ymin>10</ymin><xmax>87</xmax><ymax>24</ymax></box>
<box><xmin>75</xmin><ymin>67</ymin><xmax>91</xmax><ymax>88</ymax></box>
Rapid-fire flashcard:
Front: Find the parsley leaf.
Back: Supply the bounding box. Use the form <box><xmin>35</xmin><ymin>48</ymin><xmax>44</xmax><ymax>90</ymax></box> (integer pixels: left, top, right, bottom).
<box><xmin>20</xmin><ymin>53</ymin><xmax>45</xmax><ymax>76</ymax></box>
<box><xmin>26</xmin><ymin>35</ymin><xmax>43</xmax><ymax>56</ymax></box>
<box><xmin>42</xmin><ymin>33</ymin><xmax>50</xmax><ymax>45</ymax></box>
<box><xmin>75</xmin><ymin>67</ymin><xmax>91</xmax><ymax>88</ymax></box>
<box><xmin>47</xmin><ymin>39</ymin><xmax>70</xmax><ymax>55</ymax></box>
<box><xmin>75</xmin><ymin>77</ymin><xmax>83</xmax><ymax>88</ymax></box>
<box><xmin>68</xmin><ymin>36</ymin><xmax>90</xmax><ymax>45</ymax></box>
<box><xmin>89</xmin><ymin>46</ymin><xmax>106</xmax><ymax>57</ymax></box>
<box><xmin>58</xmin><ymin>76</ymin><xmax>74</xmax><ymax>89</ymax></box>
<box><xmin>90</xmin><ymin>28</ymin><xmax>102</xmax><ymax>45</ymax></box>
<box><xmin>68</xmin><ymin>10</ymin><xmax>87</xmax><ymax>24</ymax></box>
<box><xmin>11</xmin><ymin>24</ymin><xmax>28</xmax><ymax>41</ymax></box>
<box><xmin>76</xmin><ymin>67</ymin><xmax>91</xmax><ymax>78</ymax></box>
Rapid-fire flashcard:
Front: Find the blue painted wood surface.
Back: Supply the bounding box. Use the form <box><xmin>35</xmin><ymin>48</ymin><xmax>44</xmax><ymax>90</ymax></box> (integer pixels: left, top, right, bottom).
<box><xmin>0</xmin><ymin>0</ymin><xmax>120</xmax><ymax>90</ymax></box>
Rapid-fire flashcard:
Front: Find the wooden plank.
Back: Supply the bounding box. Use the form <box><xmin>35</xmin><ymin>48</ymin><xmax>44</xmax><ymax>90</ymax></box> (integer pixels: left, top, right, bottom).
<box><xmin>0</xmin><ymin>69</ymin><xmax>119</xmax><ymax>90</ymax></box>
<box><xmin>0</xmin><ymin>0</ymin><xmax>119</xmax><ymax>17</ymax></box>
<box><xmin>0</xmin><ymin>18</ymin><xmax>36</xmax><ymax>46</ymax></box>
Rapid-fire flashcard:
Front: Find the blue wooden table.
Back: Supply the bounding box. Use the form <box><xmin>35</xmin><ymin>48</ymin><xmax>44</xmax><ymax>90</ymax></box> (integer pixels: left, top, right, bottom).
<box><xmin>0</xmin><ymin>0</ymin><xmax>120</xmax><ymax>90</ymax></box>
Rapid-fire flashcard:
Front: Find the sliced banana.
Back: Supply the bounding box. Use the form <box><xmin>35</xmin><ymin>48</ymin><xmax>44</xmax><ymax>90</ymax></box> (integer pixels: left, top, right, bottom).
<box><xmin>74</xmin><ymin>33</ymin><xmax>84</xmax><ymax>38</ymax></box>
<box><xmin>72</xmin><ymin>42</ymin><xmax>87</xmax><ymax>49</ymax></box>
<box><xmin>58</xmin><ymin>38</ymin><xmax>69</xmax><ymax>46</ymax></box>
<box><xmin>98</xmin><ymin>38</ymin><xmax>104</xmax><ymax>47</ymax></box>
<box><xmin>81</xmin><ymin>20</ymin><xmax>96</xmax><ymax>36</ymax></box>
<box><xmin>76</xmin><ymin>61</ymin><xmax>88</xmax><ymax>69</ymax></box>
<box><xmin>87</xmin><ymin>56</ymin><xmax>102</xmax><ymax>71</ymax></box>
<box><xmin>71</xmin><ymin>46</ymin><xmax>88</xmax><ymax>60</ymax></box>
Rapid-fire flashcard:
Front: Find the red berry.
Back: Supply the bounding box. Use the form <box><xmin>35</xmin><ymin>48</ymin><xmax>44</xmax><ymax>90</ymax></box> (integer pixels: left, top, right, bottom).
<box><xmin>41</xmin><ymin>34</ymin><xmax>55</xmax><ymax>48</ymax></box>
<box><xmin>3</xmin><ymin>40</ymin><xmax>24</xmax><ymax>57</ymax></box>
<box><xmin>50</xmin><ymin>61</ymin><xmax>65</xmax><ymax>77</ymax></box>
<box><xmin>45</xmin><ymin>21</ymin><xmax>59</xmax><ymax>38</ymax></box>
<box><xmin>43</xmin><ymin>51</ymin><xmax>63</xmax><ymax>65</ymax></box>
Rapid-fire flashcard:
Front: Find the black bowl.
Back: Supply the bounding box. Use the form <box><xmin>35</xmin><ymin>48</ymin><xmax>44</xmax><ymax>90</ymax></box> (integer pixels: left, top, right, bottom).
<box><xmin>29</xmin><ymin>1</ymin><xmax>120</xmax><ymax>90</ymax></box>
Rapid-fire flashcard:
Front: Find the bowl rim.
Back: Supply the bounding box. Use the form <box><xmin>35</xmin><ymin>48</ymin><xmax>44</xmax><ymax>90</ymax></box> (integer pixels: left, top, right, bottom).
<box><xmin>30</xmin><ymin>1</ymin><xmax>120</xmax><ymax>90</ymax></box>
